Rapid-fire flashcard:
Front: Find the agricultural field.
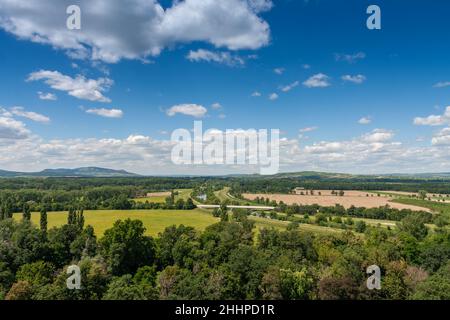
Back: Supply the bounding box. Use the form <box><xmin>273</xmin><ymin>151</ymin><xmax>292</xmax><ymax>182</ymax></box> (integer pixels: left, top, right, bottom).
<box><xmin>13</xmin><ymin>208</ymin><xmax>217</xmax><ymax>237</ymax></box>
<box><xmin>175</xmin><ymin>188</ymin><xmax>194</xmax><ymax>201</ymax></box>
<box><xmin>243</xmin><ymin>191</ymin><xmax>431</xmax><ymax>212</ymax></box>
<box><xmin>248</xmin><ymin>215</ymin><xmax>343</xmax><ymax>235</ymax></box>
<box><xmin>214</xmin><ymin>187</ymin><xmax>231</xmax><ymax>202</ymax></box>
<box><xmin>12</xmin><ymin>206</ymin><xmax>315</xmax><ymax>238</ymax></box>
<box><xmin>391</xmin><ymin>198</ymin><xmax>450</xmax><ymax>215</ymax></box>
<box><xmin>303</xmin><ymin>214</ymin><xmax>397</xmax><ymax>228</ymax></box>
<box><xmin>370</xmin><ymin>190</ymin><xmax>450</xmax><ymax>202</ymax></box>
<box><xmin>133</xmin><ymin>189</ymin><xmax>193</xmax><ymax>203</ymax></box>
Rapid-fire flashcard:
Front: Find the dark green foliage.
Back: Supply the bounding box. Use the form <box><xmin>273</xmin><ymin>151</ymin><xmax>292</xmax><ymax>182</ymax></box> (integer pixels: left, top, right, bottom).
<box><xmin>103</xmin><ymin>273</ymin><xmax>158</xmax><ymax>300</ymax></box>
<box><xmin>397</xmin><ymin>212</ymin><xmax>430</xmax><ymax>240</ymax></box>
<box><xmin>412</xmin><ymin>261</ymin><xmax>450</xmax><ymax>300</ymax></box>
<box><xmin>22</xmin><ymin>203</ymin><xmax>31</xmax><ymax>221</ymax></box>
<box><xmin>99</xmin><ymin>219</ymin><xmax>156</xmax><ymax>275</ymax></box>
<box><xmin>39</xmin><ymin>208</ymin><xmax>47</xmax><ymax>233</ymax></box>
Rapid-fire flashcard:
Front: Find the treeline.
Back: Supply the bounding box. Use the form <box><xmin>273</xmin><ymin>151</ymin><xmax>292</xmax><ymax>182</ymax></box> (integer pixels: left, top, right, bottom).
<box><xmin>0</xmin><ymin>177</ymin><xmax>225</xmax><ymax>191</ymax></box>
<box><xmin>230</xmin><ymin>178</ymin><xmax>450</xmax><ymax>194</ymax></box>
<box><xmin>0</xmin><ymin>188</ymin><xmax>196</xmax><ymax>212</ymax></box>
<box><xmin>0</xmin><ymin>210</ymin><xmax>449</xmax><ymax>300</ymax></box>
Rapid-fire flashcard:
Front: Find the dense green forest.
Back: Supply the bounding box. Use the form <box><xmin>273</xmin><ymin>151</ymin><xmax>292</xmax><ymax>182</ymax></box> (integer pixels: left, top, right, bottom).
<box><xmin>0</xmin><ymin>210</ymin><xmax>449</xmax><ymax>300</ymax></box>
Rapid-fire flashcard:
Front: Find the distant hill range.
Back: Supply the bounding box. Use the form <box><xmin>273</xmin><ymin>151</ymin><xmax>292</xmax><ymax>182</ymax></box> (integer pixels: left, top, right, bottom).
<box><xmin>231</xmin><ymin>171</ymin><xmax>450</xmax><ymax>180</ymax></box>
<box><xmin>277</xmin><ymin>171</ymin><xmax>450</xmax><ymax>180</ymax></box>
<box><xmin>0</xmin><ymin>167</ymin><xmax>139</xmax><ymax>178</ymax></box>
<box><xmin>0</xmin><ymin>168</ymin><xmax>449</xmax><ymax>179</ymax></box>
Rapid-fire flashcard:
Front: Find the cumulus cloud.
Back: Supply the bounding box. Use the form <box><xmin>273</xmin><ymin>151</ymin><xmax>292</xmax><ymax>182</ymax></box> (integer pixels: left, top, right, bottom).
<box><xmin>303</xmin><ymin>73</ymin><xmax>331</xmax><ymax>88</ymax></box>
<box><xmin>28</xmin><ymin>70</ymin><xmax>113</xmax><ymax>103</ymax></box>
<box><xmin>281</xmin><ymin>81</ymin><xmax>299</xmax><ymax>92</ymax></box>
<box><xmin>166</xmin><ymin>104</ymin><xmax>207</xmax><ymax>118</ymax></box>
<box><xmin>269</xmin><ymin>93</ymin><xmax>279</xmax><ymax>100</ymax></box>
<box><xmin>247</xmin><ymin>0</ymin><xmax>273</xmax><ymax>12</ymax></box>
<box><xmin>187</xmin><ymin>49</ymin><xmax>245</xmax><ymax>66</ymax></box>
<box><xmin>251</xmin><ymin>91</ymin><xmax>262</xmax><ymax>97</ymax></box>
<box><xmin>414</xmin><ymin>106</ymin><xmax>450</xmax><ymax>126</ymax></box>
<box><xmin>335</xmin><ymin>52</ymin><xmax>366</xmax><ymax>63</ymax></box>
<box><xmin>274</xmin><ymin>68</ymin><xmax>285</xmax><ymax>75</ymax></box>
<box><xmin>342</xmin><ymin>74</ymin><xmax>366</xmax><ymax>84</ymax></box>
<box><xmin>211</xmin><ymin>103</ymin><xmax>222</xmax><ymax>110</ymax></box>
<box><xmin>0</xmin><ymin>117</ymin><xmax>30</xmax><ymax>139</ymax></box>
<box><xmin>37</xmin><ymin>92</ymin><xmax>57</xmax><ymax>101</ymax></box>
<box><xmin>304</xmin><ymin>141</ymin><xmax>343</xmax><ymax>154</ymax></box>
<box><xmin>432</xmin><ymin>128</ymin><xmax>450</xmax><ymax>145</ymax></box>
<box><xmin>10</xmin><ymin>107</ymin><xmax>50</xmax><ymax>123</ymax></box>
<box><xmin>361</xmin><ymin>129</ymin><xmax>394</xmax><ymax>143</ymax></box>
<box><xmin>358</xmin><ymin>117</ymin><xmax>372</xmax><ymax>125</ymax></box>
<box><xmin>86</xmin><ymin>108</ymin><xmax>123</xmax><ymax>118</ymax></box>
<box><xmin>0</xmin><ymin>0</ymin><xmax>272</xmax><ymax>63</ymax></box>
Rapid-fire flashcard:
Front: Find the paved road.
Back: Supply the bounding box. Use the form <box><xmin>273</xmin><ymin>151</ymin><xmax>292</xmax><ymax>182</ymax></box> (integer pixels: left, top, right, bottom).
<box><xmin>197</xmin><ymin>205</ymin><xmax>275</xmax><ymax>210</ymax></box>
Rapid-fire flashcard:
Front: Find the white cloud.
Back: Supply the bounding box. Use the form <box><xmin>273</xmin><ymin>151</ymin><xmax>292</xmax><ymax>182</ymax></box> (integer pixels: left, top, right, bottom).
<box><xmin>432</xmin><ymin>128</ymin><xmax>450</xmax><ymax>145</ymax></box>
<box><xmin>187</xmin><ymin>49</ymin><xmax>245</xmax><ymax>66</ymax></box>
<box><xmin>274</xmin><ymin>68</ymin><xmax>285</xmax><ymax>75</ymax></box>
<box><xmin>414</xmin><ymin>106</ymin><xmax>450</xmax><ymax>126</ymax></box>
<box><xmin>358</xmin><ymin>117</ymin><xmax>372</xmax><ymax>125</ymax></box>
<box><xmin>299</xmin><ymin>126</ymin><xmax>318</xmax><ymax>133</ymax></box>
<box><xmin>0</xmin><ymin>0</ymin><xmax>272</xmax><ymax>63</ymax></box>
<box><xmin>167</xmin><ymin>104</ymin><xmax>207</xmax><ymax>118</ymax></box>
<box><xmin>10</xmin><ymin>107</ymin><xmax>50</xmax><ymax>123</ymax></box>
<box><xmin>28</xmin><ymin>70</ymin><xmax>113</xmax><ymax>103</ymax></box>
<box><xmin>303</xmin><ymin>73</ymin><xmax>331</xmax><ymax>88</ymax></box>
<box><xmin>269</xmin><ymin>93</ymin><xmax>279</xmax><ymax>100</ymax></box>
<box><xmin>433</xmin><ymin>81</ymin><xmax>450</xmax><ymax>88</ymax></box>
<box><xmin>304</xmin><ymin>141</ymin><xmax>344</xmax><ymax>154</ymax></box>
<box><xmin>302</xmin><ymin>64</ymin><xmax>311</xmax><ymax>70</ymax></box>
<box><xmin>335</xmin><ymin>52</ymin><xmax>366</xmax><ymax>63</ymax></box>
<box><xmin>281</xmin><ymin>81</ymin><xmax>299</xmax><ymax>92</ymax></box>
<box><xmin>361</xmin><ymin>129</ymin><xmax>394</xmax><ymax>143</ymax></box>
<box><xmin>86</xmin><ymin>108</ymin><xmax>123</xmax><ymax>118</ymax></box>
<box><xmin>0</xmin><ymin>117</ymin><xmax>30</xmax><ymax>139</ymax></box>
<box><xmin>37</xmin><ymin>91</ymin><xmax>57</xmax><ymax>101</ymax></box>
<box><xmin>2</xmin><ymin>124</ymin><xmax>450</xmax><ymax>175</ymax></box>
<box><xmin>251</xmin><ymin>91</ymin><xmax>262</xmax><ymax>97</ymax></box>
<box><xmin>211</xmin><ymin>103</ymin><xmax>222</xmax><ymax>110</ymax></box>
<box><xmin>342</xmin><ymin>74</ymin><xmax>366</xmax><ymax>84</ymax></box>
<box><xmin>247</xmin><ymin>0</ymin><xmax>273</xmax><ymax>12</ymax></box>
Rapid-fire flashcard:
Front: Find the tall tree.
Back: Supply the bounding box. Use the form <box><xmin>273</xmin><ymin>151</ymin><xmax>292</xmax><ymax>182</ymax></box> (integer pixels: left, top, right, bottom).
<box><xmin>77</xmin><ymin>209</ymin><xmax>85</xmax><ymax>230</ymax></box>
<box><xmin>67</xmin><ymin>208</ymin><xmax>76</xmax><ymax>225</ymax></box>
<box><xmin>99</xmin><ymin>219</ymin><xmax>156</xmax><ymax>275</ymax></box>
<box><xmin>22</xmin><ymin>203</ymin><xmax>31</xmax><ymax>221</ymax></box>
<box><xmin>40</xmin><ymin>207</ymin><xmax>47</xmax><ymax>233</ymax></box>
<box><xmin>418</xmin><ymin>190</ymin><xmax>427</xmax><ymax>200</ymax></box>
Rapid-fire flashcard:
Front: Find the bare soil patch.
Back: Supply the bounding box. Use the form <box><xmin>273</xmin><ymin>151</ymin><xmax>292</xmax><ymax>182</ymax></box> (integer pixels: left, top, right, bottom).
<box><xmin>243</xmin><ymin>190</ymin><xmax>431</xmax><ymax>212</ymax></box>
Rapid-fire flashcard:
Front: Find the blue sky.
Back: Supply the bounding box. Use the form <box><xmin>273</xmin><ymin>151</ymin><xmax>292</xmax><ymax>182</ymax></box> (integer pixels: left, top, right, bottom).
<box><xmin>0</xmin><ymin>0</ymin><xmax>450</xmax><ymax>175</ymax></box>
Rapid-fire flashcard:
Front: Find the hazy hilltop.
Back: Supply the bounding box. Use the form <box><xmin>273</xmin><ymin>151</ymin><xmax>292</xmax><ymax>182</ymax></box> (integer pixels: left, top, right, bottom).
<box><xmin>0</xmin><ymin>167</ymin><xmax>139</xmax><ymax>178</ymax></box>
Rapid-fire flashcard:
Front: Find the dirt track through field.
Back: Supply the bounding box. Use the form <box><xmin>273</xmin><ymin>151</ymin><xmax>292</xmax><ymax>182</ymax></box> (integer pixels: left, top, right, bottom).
<box><xmin>243</xmin><ymin>190</ymin><xmax>431</xmax><ymax>212</ymax></box>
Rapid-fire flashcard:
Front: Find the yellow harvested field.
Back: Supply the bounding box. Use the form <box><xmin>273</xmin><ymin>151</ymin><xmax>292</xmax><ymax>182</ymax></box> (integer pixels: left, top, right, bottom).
<box><xmin>145</xmin><ymin>192</ymin><xmax>171</xmax><ymax>197</ymax></box>
<box><xmin>243</xmin><ymin>191</ymin><xmax>431</xmax><ymax>212</ymax></box>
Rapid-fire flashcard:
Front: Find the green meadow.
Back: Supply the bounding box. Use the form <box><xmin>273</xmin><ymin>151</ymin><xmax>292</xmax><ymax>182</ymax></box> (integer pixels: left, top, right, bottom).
<box><xmin>14</xmin><ymin>209</ymin><xmax>218</xmax><ymax>237</ymax></box>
